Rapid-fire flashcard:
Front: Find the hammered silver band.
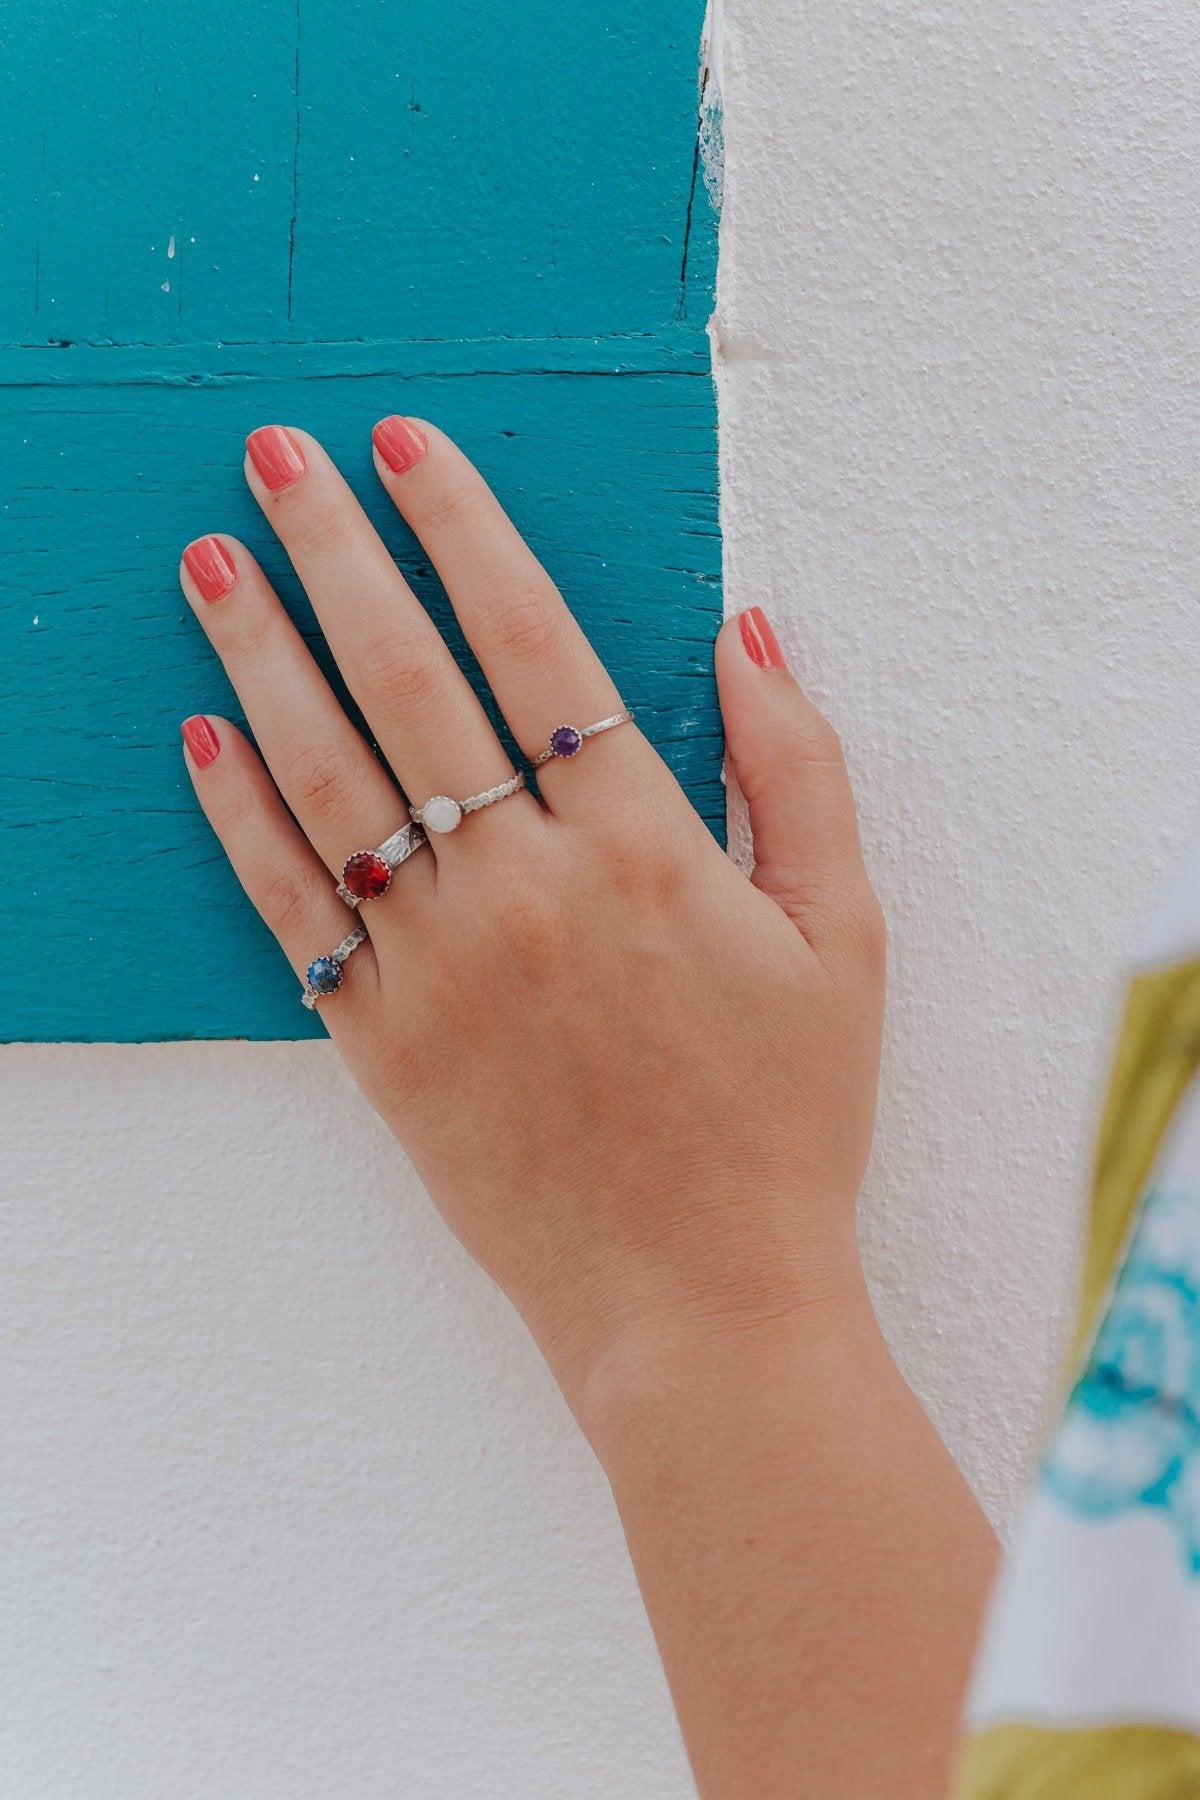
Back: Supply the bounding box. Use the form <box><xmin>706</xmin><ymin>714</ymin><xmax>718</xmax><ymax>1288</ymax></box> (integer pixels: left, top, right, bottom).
<box><xmin>301</xmin><ymin>922</ymin><xmax>368</xmax><ymax>1010</ymax></box>
<box><xmin>336</xmin><ymin>820</ymin><xmax>427</xmax><ymax>909</ymax></box>
<box><xmin>408</xmin><ymin>770</ymin><xmax>526</xmax><ymax>836</ymax></box>
<box><xmin>530</xmin><ymin>710</ymin><xmax>634</xmax><ymax>768</ymax></box>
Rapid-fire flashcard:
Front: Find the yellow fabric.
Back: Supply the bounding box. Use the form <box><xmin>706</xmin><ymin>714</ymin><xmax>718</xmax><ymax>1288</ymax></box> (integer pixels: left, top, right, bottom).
<box><xmin>961</xmin><ymin>956</ymin><xmax>1200</xmax><ymax>1797</ymax></box>
<box><xmin>1070</xmin><ymin>956</ymin><xmax>1200</xmax><ymax>1370</ymax></box>
<box><xmin>959</xmin><ymin>1723</ymin><xmax>1200</xmax><ymax>1798</ymax></box>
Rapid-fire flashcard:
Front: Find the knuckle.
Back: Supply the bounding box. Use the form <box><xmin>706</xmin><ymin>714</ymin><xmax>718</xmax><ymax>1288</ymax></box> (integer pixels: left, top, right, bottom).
<box><xmin>218</xmin><ymin>605</ymin><xmax>276</xmax><ymax>665</ymax></box>
<box><xmin>841</xmin><ymin>885</ymin><xmax>888</xmax><ymax>973</ymax></box>
<box><xmin>354</xmin><ymin>633</ymin><xmax>441</xmax><ymax>718</ymax></box>
<box><xmin>491</xmin><ymin>890</ymin><xmax>565</xmax><ymax>984</ymax></box>
<box><xmin>285</xmin><ymin>494</ymin><xmax>347</xmax><ymax>561</ymax></box>
<box><xmin>374</xmin><ymin>1039</ymin><xmax>432</xmax><ymax>1108</ymax></box>
<box><xmin>590</xmin><ymin>792</ymin><xmax>687</xmax><ymax>893</ymax></box>
<box><xmin>414</xmin><ymin>475</ymin><xmax>489</xmax><ymax>540</ymax></box>
<box><xmin>602</xmin><ymin>832</ymin><xmax>688</xmax><ymax>908</ymax></box>
<box><xmin>785</xmin><ymin>707</ymin><xmax>846</xmax><ymax>773</ymax></box>
<box><xmin>255</xmin><ymin>865</ymin><xmax>315</xmax><ymax>941</ymax></box>
<box><xmin>283</xmin><ymin>738</ymin><xmax>359</xmax><ymax>815</ymax></box>
<box><xmin>205</xmin><ymin>767</ymin><xmax>264</xmax><ymax>837</ymax></box>
<box><xmin>490</xmin><ymin>588</ymin><xmax>560</xmax><ymax>662</ymax></box>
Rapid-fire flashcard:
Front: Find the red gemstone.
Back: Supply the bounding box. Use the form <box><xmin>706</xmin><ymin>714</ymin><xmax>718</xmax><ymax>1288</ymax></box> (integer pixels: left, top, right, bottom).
<box><xmin>342</xmin><ymin>849</ymin><xmax>391</xmax><ymax>900</ymax></box>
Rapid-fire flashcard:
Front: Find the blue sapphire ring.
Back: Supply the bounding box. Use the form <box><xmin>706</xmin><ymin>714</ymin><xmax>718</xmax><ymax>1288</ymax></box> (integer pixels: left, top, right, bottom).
<box><xmin>301</xmin><ymin>922</ymin><xmax>368</xmax><ymax>1010</ymax></box>
<box><xmin>530</xmin><ymin>710</ymin><xmax>634</xmax><ymax>768</ymax></box>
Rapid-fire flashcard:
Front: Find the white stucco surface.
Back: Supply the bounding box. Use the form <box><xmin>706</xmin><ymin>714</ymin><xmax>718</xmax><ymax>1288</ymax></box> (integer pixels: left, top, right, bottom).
<box><xmin>5</xmin><ymin>4</ymin><xmax>1200</xmax><ymax>1793</ymax></box>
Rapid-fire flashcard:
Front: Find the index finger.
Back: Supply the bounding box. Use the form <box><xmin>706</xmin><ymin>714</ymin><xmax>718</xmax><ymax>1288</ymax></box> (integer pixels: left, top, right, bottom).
<box><xmin>370</xmin><ymin>416</ymin><xmax>679</xmax><ymax>820</ymax></box>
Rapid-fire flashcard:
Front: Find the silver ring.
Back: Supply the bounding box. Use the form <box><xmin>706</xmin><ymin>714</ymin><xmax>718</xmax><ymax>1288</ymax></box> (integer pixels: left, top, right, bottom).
<box><xmin>301</xmin><ymin>923</ymin><xmax>368</xmax><ymax>1009</ymax></box>
<box><xmin>409</xmin><ymin>770</ymin><xmax>525</xmax><ymax>836</ymax></box>
<box><xmin>530</xmin><ymin>711</ymin><xmax>634</xmax><ymax>768</ymax></box>
<box><xmin>336</xmin><ymin>820</ymin><xmax>427</xmax><ymax>909</ymax></box>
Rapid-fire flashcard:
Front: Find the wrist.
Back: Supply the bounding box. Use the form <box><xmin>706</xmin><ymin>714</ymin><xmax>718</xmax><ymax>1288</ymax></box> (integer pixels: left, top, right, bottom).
<box><xmin>556</xmin><ymin>1247</ymin><xmax>875</xmax><ymax>1472</ymax></box>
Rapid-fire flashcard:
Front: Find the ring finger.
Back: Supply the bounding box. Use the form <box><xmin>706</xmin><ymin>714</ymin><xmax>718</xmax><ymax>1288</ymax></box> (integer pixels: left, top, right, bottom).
<box><xmin>180</xmin><ymin>532</ymin><xmax>434</xmax><ymax>905</ymax></box>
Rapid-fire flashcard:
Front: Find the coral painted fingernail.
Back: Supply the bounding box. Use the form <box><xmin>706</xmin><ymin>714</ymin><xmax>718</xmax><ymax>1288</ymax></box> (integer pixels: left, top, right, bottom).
<box><xmin>182</xmin><ymin>536</ymin><xmax>237</xmax><ymax>602</ymax></box>
<box><xmin>246</xmin><ymin>425</ymin><xmax>306</xmax><ymax>491</ymax></box>
<box><xmin>739</xmin><ymin>606</ymin><xmax>788</xmax><ymax>672</ymax></box>
<box><xmin>181</xmin><ymin>715</ymin><xmax>221</xmax><ymax>769</ymax></box>
<box><xmin>372</xmin><ymin>415</ymin><xmax>428</xmax><ymax>475</ymax></box>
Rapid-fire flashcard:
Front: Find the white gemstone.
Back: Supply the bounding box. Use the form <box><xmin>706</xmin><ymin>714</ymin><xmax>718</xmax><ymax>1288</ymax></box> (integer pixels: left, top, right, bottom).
<box><xmin>421</xmin><ymin>795</ymin><xmax>463</xmax><ymax>834</ymax></box>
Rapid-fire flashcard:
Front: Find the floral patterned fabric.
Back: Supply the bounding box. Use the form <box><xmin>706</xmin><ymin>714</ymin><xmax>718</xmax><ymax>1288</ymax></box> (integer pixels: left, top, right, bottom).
<box><xmin>1045</xmin><ymin>1184</ymin><xmax>1200</xmax><ymax>1576</ymax></box>
<box><xmin>960</xmin><ymin>831</ymin><xmax>1200</xmax><ymax>1797</ymax></box>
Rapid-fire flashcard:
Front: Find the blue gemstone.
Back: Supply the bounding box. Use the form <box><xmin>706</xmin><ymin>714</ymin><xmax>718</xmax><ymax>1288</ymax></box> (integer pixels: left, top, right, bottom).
<box><xmin>307</xmin><ymin>956</ymin><xmax>342</xmax><ymax>995</ymax></box>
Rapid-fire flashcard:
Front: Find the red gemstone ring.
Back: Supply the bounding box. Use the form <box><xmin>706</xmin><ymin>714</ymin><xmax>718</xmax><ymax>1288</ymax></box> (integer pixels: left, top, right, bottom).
<box><xmin>336</xmin><ymin>819</ymin><xmax>427</xmax><ymax>910</ymax></box>
<box><xmin>530</xmin><ymin>710</ymin><xmax>635</xmax><ymax>768</ymax></box>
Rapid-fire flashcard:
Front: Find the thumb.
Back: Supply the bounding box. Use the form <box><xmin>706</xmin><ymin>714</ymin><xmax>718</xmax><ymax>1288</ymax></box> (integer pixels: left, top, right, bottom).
<box><xmin>715</xmin><ymin>608</ymin><xmax>876</xmax><ymax>946</ymax></box>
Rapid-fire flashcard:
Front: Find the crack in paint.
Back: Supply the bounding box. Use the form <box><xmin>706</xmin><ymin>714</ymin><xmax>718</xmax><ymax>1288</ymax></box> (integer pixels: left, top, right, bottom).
<box><xmin>676</xmin><ymin>121</ymin><xmax>703</xmax><ymax>322</ymax></box>
<box><xmin>4</xmin><ymin>330</ymin><xmax>683</xmax><ymax>352</ymax></box>
<box><xmin>0</xmin><ymin>366</ymin><xmax>709</xmax><ymax>391</ymax></box>
<box><xmin>286</xmin><ymin>0</ymin><xmax>302</xmax><ymax>326</ymax></box>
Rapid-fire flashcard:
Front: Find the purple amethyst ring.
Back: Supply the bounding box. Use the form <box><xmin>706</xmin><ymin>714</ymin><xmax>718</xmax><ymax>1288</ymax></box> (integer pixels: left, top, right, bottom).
<box><xmin>530</xmin><ymin>710</ymin><xmax>634</xmax><ymax>768</ymax></box>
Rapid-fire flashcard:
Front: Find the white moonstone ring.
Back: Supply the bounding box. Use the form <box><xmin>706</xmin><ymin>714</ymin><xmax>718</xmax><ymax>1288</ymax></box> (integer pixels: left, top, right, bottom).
<box><xmin>408</xmin><ymin>770</ymin><xmax>526</xmax><ymax>836</ymax></box>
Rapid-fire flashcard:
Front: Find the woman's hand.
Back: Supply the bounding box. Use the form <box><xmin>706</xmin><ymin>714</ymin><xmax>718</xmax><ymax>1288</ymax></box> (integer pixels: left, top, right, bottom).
<box><xmin>180</xmin><ymin>419</ymin><xmax>884</xmax><ymax>1413</ymax></box>
<box><xmin>179</xmin><ymin>419</ymin><xmax>993</xmax><ymax>1799</ymax></box>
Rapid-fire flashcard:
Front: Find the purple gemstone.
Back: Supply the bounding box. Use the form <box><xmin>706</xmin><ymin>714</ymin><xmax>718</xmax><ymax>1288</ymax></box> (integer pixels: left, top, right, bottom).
<box><xmin>550</xmin><ymin>725</ymin><xmax>583</xmax><ymax>758</ymax></box>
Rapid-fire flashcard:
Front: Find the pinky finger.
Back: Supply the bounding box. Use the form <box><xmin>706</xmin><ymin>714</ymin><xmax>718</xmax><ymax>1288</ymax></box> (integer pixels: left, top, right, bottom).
<box><xmin>181</xmin><ymin>714</ymin><xmax>379</xmax><ymax>1008</ymax></box>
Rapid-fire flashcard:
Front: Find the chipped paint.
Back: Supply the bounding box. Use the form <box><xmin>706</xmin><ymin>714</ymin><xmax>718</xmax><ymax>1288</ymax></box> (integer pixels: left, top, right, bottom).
<box><xmin>699</xmin><ymin>0</ymin><xmax>725</xmax><ymax>211</ymax></box>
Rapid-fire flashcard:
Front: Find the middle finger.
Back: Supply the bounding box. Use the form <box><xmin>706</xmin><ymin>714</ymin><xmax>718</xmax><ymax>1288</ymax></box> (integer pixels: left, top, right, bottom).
<box><xmin>243</xmin><ymin>425</ymin><xmax>531</xmax><ymax>844</ymax></box>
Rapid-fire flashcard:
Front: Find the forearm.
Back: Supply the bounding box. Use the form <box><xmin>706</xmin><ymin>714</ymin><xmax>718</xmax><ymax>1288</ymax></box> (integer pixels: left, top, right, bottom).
<box><xmin>579</xmin><ymin>1277</ymin><xmax>998</xmax><ymax>1800</ymax></box>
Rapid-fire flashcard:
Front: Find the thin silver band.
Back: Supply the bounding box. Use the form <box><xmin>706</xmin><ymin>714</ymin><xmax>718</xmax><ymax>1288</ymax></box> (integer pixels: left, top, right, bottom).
<box><xmin>460</xmin><ymin>770</ymin><xmax>526</xmax><ymax>815</ymax></box>
<box><xmin>530</xmin><ymin>710</ymin><xmax>634</xmax><ymax>768</ymax></box>
<box><xmin>301</xmin><ymin>922</ymin><xmax>368</xmax><ymax>1010</ymax></box>
<box><xmin>336</xmin><ymin>820</ymin><xmax>427</xmax><ymax>909</ymax></box>
<box><xmin>409</xmin><ymin>770</ymin><xmax>525</xmax><ymax>835</ymax></box>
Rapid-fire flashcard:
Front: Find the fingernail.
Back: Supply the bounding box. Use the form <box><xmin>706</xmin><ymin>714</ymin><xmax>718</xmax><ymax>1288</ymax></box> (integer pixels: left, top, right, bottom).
<box><xmin>246</xmin><ymin>425</ymin><xmax>306</xmax><ymax>491</ymax></box>
<box><xmin>739</xmin><ymin>606</ymin><xmax>788</xmax><ymax>672</ymax></box>
<box><xmin>181</xmin><ymin>715</ymin><xmax>221</xmax><ymax>769</ymax></box>
<box><xmin>182</xmin><ymin>536</ymin><xmax>237</xmax><ymax>602</ymax></box>
<box><xmin>372</xmin><ymin>415</ymin><xmax>428</xmax><ymax>475</ymax></box>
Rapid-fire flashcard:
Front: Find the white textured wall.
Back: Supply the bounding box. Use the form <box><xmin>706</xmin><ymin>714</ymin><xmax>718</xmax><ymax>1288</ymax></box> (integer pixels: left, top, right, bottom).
<box><xmin>6</xmin><ymin>5</ymin><xmax>1200</xmax><ymax>1793</ymax></box>
<box><xmin>715</xmin><ymin>0</ymin><xmax>1200</xmax><ymax>1518</ymax></box>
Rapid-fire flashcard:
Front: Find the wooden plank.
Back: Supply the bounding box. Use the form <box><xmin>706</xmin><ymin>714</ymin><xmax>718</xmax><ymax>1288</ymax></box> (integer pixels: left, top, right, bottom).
<box><xmin>0</xmin><ymin>1</ymin><xmax>720</xmax><ymax>1041</ymax></box>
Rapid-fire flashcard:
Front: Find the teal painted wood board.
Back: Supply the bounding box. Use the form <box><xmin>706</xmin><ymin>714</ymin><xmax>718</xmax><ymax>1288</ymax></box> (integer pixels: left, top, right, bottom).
<box><xmin>0</xmin><ymin>3</ymin><xmax>720</xmax><ymax>1042</ymax></box>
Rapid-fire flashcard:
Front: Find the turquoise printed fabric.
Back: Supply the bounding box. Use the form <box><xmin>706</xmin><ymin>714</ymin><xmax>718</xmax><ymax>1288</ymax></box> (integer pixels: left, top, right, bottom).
<box><xmin>1044</xmin><ymin>1183</ymin><xmax>1200</xmax><ymax>1575</ymax></box>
